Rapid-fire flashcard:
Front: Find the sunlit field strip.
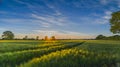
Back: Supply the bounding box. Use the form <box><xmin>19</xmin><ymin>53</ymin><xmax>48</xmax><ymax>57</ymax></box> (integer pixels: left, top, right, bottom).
<box><xmin>20</xmin><ymin>47</ymin><xmax>117</xmax><ymax>67</ymax></box>
<box><xmin>0</xmin><ymin>42</ymin><xmax>83</xmax><ymax>67</ymax></box>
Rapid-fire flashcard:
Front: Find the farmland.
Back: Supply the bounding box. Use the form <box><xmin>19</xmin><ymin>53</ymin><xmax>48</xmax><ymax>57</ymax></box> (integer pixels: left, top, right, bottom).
<box><xmin>0</xmin><ymin>40</ymin><xmax>119</xmax><ymax>67</ymax></box>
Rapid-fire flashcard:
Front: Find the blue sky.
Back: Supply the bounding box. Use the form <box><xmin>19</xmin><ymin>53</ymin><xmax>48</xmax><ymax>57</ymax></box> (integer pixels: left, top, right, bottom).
<box><xmin>0</xmin><ymin>0</ymin><xmax>120</xmax><ymax>39</ymax></box>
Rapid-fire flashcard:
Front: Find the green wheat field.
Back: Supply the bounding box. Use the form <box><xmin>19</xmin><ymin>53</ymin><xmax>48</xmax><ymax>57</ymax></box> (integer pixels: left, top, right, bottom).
<box><xmin>0</xmin><ymin>40</ymin><xmax>119</xmax><ymax>67</ymax></box>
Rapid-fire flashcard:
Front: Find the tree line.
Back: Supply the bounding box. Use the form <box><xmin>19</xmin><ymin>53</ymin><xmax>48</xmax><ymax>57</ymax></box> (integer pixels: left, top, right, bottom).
<box><xmin>1</xmin><ymin>31</ymin><xmax>39</xmax><ymax>40</ymax></box>
<box><xmin>96</xmin><ymin>11</ymin><xmax>120</xmax><ymax>40</ymax></box>
<box><xmin>96</xmin><ymin>35</ymin><xmax>120</xmax><ymax>40</ymax></box>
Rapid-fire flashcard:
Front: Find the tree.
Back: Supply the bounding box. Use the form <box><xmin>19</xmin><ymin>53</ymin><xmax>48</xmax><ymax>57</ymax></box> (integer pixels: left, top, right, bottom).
<box><xmin>96</xmin><ymin>35</ymin><xmax>106</xmax><ymax>40</ymax></box>
<box><xmin>23</xmin><ymin>36</ymin><xmax>28</xmax><ymax>40</ymax></box>
<box><xmin>36</xmin><ymin>36</ymin><xmax>39</xmax><ymax>40</ymax></box>
<box><xmin>45</xmin><ymin>36</ymin><xmax>48</xmax><ymax>40</ymax></box>
<box><xmin>109</xmin><ymin>35</ymin><xmax>120</xmax><ymax>40</ymax></box>
<box><xmin>2</xmin><ymin>31</ymin><xmax>14</xmax><ymax>40</ymax></box>
<box><xmin>51</xmin><ymin>36</ymin><xmax>56</xmax><ymax>40</ymax></box>
<box><xmin>110</xmin><ymin>11</ymin><xmax>120</xmax><ymax>34</ymax></box>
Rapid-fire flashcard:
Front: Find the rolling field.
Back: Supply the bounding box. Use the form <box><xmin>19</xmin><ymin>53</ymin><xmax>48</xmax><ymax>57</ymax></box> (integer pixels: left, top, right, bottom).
<box><xmin>0</xmin><ymin>40</ymin><xmax>119</xmax><ymax>67</ymax></box>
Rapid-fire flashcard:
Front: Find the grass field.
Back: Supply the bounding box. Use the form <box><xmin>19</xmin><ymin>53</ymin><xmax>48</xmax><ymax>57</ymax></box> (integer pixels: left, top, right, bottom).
<box><xmin>0</xmin><ymin>40</ymin><xmax>119</xmax><ymax>67</ymax></box>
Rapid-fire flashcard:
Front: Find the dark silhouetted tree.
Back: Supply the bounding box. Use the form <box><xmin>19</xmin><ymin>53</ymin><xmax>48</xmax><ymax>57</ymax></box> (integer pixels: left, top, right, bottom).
<box><xmin>45</xmin><ymin>36</ymin><xmax>48</xmax><ymax>40</ymax></box>
<box><xmin>110</xmin><ymin>11</ymin><xmax>120</xmax><ymax>34</ymax></box>
<box><xmin>51</xmin><ymin>36</ymin><xmax>56</xmax><ymax>40</ymax></box>
<box><xmin>96</xmin><ymin>35</ymin><xmax>106</xmax><ymax>40</ymax></box>
<box><xmin>23</xmin><ymin>36</ymin><xmax>28</xmax><ymax>40</ymax></box>
<box><xmin>36</xmin><ymin>36</ymin><xmax>39</xmax><ymax>40</ymax></box>
<box><xmin>2</xmin><ymin>31</ymin><xmax>14</xmax><ymax>40</ymax></box>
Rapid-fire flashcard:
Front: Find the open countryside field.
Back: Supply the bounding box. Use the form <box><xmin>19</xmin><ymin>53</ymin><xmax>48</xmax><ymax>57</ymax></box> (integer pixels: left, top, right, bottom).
<box><xmin>1</xmin><ymin>0</ymin><xmax>120</xmax><ymax>67</ymax></box>
<box><xmin>0</xmin><ymin>40</ymin><xmax>119</xmax><ymax>67</ymax></box>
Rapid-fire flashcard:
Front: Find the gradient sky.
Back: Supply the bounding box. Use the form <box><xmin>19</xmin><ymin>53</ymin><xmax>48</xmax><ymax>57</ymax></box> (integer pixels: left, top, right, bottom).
<box><xmin>0</xmin><ymin>0</ymin><xmax>120</xmax><ymax>39</ymax></box>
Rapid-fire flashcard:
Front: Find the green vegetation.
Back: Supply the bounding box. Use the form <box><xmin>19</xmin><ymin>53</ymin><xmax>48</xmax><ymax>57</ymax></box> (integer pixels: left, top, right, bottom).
<box><xmin>110</xmin><ymin>11</ymin><xmax>120</xmax><ymax>34</ymax></box>
<box><xmin>0</xmin><ymin>40</ymin><xmax>119</xmax><ymax>67</ymax></box>
<box><xmin>96</xmin><ymin>35</ymin><xmax>120</xmax><ymax>40</ymax></box>
<box><xmin>2</xmin><ymin>31</ymin><xmax>14</xmax><ymax>40</ymax></box>
<box><xmin>20</xmin><ymin>48</ymin><xmax>116</xmax><ymax>67</ymax></box>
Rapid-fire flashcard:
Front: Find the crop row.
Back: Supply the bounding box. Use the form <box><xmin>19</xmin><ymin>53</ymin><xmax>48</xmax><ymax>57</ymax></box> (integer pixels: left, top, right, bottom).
<box><xmin>0</xmin><ymin>42</ymin><xmax>83</xmax><ymax>67</ymax></box>
<box><xmin>0</xmin><ymin>42</ymin><xmax>67</xmax><ymax>53</ymax></box>
<box><xmin>77</xmin><ymin>40</ymin><xmax>120</xmax><ymax>62</ymax></box>
<box><xmin>20</xmin><ymin>48</ymin><xmax>117</xmax><ymax>67</ymax></box>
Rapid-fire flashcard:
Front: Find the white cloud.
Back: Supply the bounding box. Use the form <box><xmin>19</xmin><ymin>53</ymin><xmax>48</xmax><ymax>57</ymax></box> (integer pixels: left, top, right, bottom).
<box><xmin>31</xmin><ymin>14</ymin><xmax>69</xmax><ymax>26</ymax></box>
<box><xmin>118</xmin><ymin>5</ymin><xmax>120</xmax><ymax>8</ymax></box>
<box><xmin>96</xmin><ymin>11</ymin><xmax>111</xmax><ymax>24</ymax></box>
<box><xmin>14</xmin><ymin>0</ymin><xmax>63</xmax><ymax>16</ymax></box>
<box><xmin>78</xmin><ymin>16</ymin><xmax>108</xmax><ymax>24</ymax></box>
<box><xmin>94</xmin><ymin>19</ymin><xmax>108</xmax><ymax>24</ymax></box>
<box><xmin>13</xmin><ymin>0</ymin><xmax>73</xmax><ymax>28</ymax></box>
<box><xmin>14</xmin><ymin>0</ymin><xmax>44</xmax><ymax>12</ymax></box>
<box><xmin>35</xmin><ymin>30</ymin><xmax>88</xmax><ymax>36</ymax></box>
<box><xmin>105</xmin><ymin>11</ymin><xmax>112</xmax><ymax>15</ymax></box>
<box><xmin>90</xmin><ymin>11</ymin><xmax>112</xmax><ymax>24</ymax></box>
<box><xmin>0</xmin><ymin>18</ymin><xmax>51</xmax><ymax>29</ymax></box>
<box><xmin>55</xmin><ymin>10</ymin><xmax>62</xmax><ymax>16</ymax></box>
<box><xmin>103</xmin><ymin>16</ymin><xmax>111</xmax><ymax>20</ymax></box>
<box><xmin>42</xmin><ymin>0</ymin><xmax>62</xmax><ymax>16</ymax></box>
<box><xmin>103</xmin><ymin>11</ymin><xmax>112</xmax><ymax>20</ymax></box>
<box><xmin>14</xmin><ymin>0</ymin><xmax>32</xmax><ymax>7</ymax></box>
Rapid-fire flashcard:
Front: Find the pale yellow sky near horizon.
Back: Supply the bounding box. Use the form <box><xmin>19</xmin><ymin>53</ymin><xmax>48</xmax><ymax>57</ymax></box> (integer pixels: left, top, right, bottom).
<box><xmin>13</xmin><ymin>34</ymin><xmax>95</xmax><ymax>39</ymax></box>
<box><xmin>0</xmin><ymin>30</ymin><xmax>96</xmax><ymax>39</ymax></box>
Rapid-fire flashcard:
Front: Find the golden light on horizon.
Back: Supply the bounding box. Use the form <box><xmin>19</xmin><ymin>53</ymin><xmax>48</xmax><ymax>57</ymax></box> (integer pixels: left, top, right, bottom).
<box><xmin>47</xmin><ymin>33</ymin><xmax>52</xmax><ymax>38</ymax></box>
<box><xmin>14</xmin><ymin>30</ymin><xmax>95</xmax><ymax>39</ymax></box>
<box><xmin>44</xmin><ymin>35</ymin><xmax>56</xmax><ymax>41</ymax></box>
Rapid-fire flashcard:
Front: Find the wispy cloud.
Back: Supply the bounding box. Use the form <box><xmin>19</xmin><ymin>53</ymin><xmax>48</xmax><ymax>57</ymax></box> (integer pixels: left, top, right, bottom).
<box><xmin>35</xmin><ymin>30</ymin><xmax>88</xmax><ymax>35</ymax></box>
<box><xmin>31</xmin><ymin>13</ymin><xmax>70</xmax><ymax>27</ymax></box>
<box><xmin>0</xmin><ymin>11</ymin><xmax>8</xmax><ymax>14</ymax></box>
<box><xmin>44</xmin><ymin>2</ymin><xmax>62</xmax><ymax>16</ymax></box>
<box><xmin>100</xmin><ymin>0</ymin><xmax>120</xmax><ymax>9</ymax></box>
<box><xmin>100</xmin><ymin>0</ymin><xmax>108</xmax><ymax>5</ymax></box>
<box><xmin>14</xmin><ymin>0</ymin><xmax>71</xmax><ymax>27</ymax></box>
<box><xmin>116</xmin><ymin>0</ymin><xmax>120</xmax><ymax>8</ymax></box>
<box><xmin>72</xmin><ymin>0</ymin><xmax>101</xmax><ymax>8</ymax></box>
<box><xmin>88</xmin><ymin>10</ymin><xmax>112</xmax><ymax>24</ymax></box>
<box><xmin>0</xmin><ymin>18</ymin><xmax>34</xmax><ymax>24</ymax></box>
<box><xmin>103</xmin><ymin>11</ymin><xmax>112</xmax><ymax>20</ymax></box>
<box><xmin>93</xmin><ymin>11</ymin><xmax>112</xmax><ymax>24</ymax></box>
<box><xmin>14</xmin><ymin>0</ymin><xmax>35</xmax><ymax>8</ymax></box>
